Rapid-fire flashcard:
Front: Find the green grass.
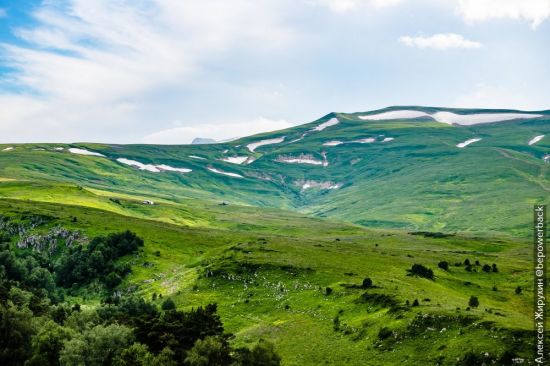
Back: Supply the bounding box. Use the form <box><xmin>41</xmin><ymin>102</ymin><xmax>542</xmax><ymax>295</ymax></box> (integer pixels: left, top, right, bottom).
<box><xmin>0</xmin><ymin>197</ymin><xmax>534</xmax><ymax>365</ymax></box>
<box><xmin>1</xmin><ymin>107</ymin><xmax>548</xmax><ymax>237</ymax></box>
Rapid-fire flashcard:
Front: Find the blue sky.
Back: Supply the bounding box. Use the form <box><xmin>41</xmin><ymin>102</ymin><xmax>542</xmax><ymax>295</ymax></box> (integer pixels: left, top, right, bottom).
<box><xmin>0</xmin><ymin>0</ymin><xmax>549</xmax><ymax>143</ymax></box>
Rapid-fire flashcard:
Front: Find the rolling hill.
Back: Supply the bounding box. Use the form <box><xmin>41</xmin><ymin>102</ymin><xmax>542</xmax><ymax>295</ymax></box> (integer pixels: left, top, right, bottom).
<box><xmin>1</xmin><ymin>106</ymin><xmax>548</xmax><ymax>236</ymax></box>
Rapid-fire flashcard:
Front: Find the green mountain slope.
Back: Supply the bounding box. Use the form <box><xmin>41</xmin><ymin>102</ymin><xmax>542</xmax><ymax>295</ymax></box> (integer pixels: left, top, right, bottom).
<box><xmin>1</xmin><ymin>106</ymin><xmax>548</xmax><ymax>236</ymax></box>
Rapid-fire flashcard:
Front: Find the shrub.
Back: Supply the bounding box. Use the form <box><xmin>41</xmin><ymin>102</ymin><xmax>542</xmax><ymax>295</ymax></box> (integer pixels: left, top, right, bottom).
<box><xmin>482</xmin><ymin>264</ymin><xmax>491</xmax><ymax>273</ymax></box>
<box><xmin>361</xmin><ymin>278</ymin><xmax>373</xmax><ymax>289</ymax></box>
<box><xmin>407</xmin><ymin>264</ymin><xmax>434</xmax><ymax>280</ymax></box>
<box><xmin>464</xmin><ymin>259</ymin><xmax>470</xmax><ymax>266</ymax></box>
<box><xmin>377</xmin><ymin>327</ymin><xmax>393</xmax><ymax>340</ymax></box>
<box><xmin>412</xmin><ymin>299</ymin><xmax>419</xmax><ymax>307</ymax></box>
<box><xmin>491</xmin><ymin>264</ymin><xmax>498</xmax><ymax>273</ymax></box>
<box><xmin>325</xmin><ymin>287</ymin><xmax>333</xmax><ymax>295</ymax></box>
<box><xmin>161</xmin><ymin>298</ymin><xmax>176</xmax><ymax>311</ymax></box>
<box><xmin>468</xmin><ymin>296</ymin><xmax>479</xmax><ymax>308</ymax></box>
<box><xmin>515</xmin><ymin>286</ymin><xmax>522</xmax><ymax>295</ymax></box>
<box><xmin>438</xmin><ymin>261</ymin><xmax>449</xmax><ymax>271</ymax></box>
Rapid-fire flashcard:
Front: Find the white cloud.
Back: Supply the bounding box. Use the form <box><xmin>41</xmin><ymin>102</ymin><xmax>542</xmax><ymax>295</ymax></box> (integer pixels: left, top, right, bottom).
<box><xmin>309</xmin><ymin>0</ymin><xmax>402</xmax><ymax>13</ymax></box>
<box><xmin>0</xmin><ymin>0</ymin><xmax>296</xmax><ymax>142</ymax></box>
<box><xmin>457</xmin><ymin>0</ymin><xmax>550</xmax><ymax>29</ymax></box>
<box><xmin>142</xmin><ymin>117</ymin><xmax>294</xmax><ymax>144</ymax></box>
<box><xmin>399</xmin><ymin>33</ymin><xmax>482</xmax><ymax>49</ymax></box>
<box><xmin>454</xmin><ymin>83</ymin><xmax>548</xmax><ymax>110</ymax></box>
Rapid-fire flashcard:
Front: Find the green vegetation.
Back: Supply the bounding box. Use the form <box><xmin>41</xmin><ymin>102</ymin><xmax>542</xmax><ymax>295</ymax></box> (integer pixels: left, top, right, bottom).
<box><xmin>0</xmin><ymin>107</ymin><xmax>546</xmax><ymax>364</ymax></box>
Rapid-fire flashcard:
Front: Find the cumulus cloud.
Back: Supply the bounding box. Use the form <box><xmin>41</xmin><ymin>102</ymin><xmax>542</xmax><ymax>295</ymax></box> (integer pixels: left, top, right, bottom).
<box><xmin>457</xmin><ymin>0</ymin><xmax>550</xmax><ymax>29</ymax></box>
<box><xmin>143</xmin><ymin>117</ymin><xmax>294</xmax><ymax>144</ymax></box>
<box><xmin>399</xmin><ymin>33</ymin><xmax>482</xmax><ymax>49</ymax></box>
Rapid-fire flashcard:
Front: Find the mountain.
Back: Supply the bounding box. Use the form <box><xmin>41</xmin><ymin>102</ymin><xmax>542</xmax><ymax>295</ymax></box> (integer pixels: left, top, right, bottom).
<box><xmin>0</xmin><ymin>106</ymin><xmax>545</xmax><ymax>365</ymax></box>
<box><xmin>1</xmin><ymin>106</ymin><xmax>547</xmax><ymax>236</ymax></box>
<box><xmin>192</xmin><ymin>137</ymin><xmax>217</xmax><ymax>144</ymax></box>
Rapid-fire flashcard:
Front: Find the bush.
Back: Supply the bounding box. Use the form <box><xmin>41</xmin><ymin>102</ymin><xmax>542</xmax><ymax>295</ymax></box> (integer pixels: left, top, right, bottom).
<box><xmin>361</xmin><ymin>278</ymin><xmax>373</xmax><ymax>289</ymax></box>
<box><xmin>515</xmin><ymin>286</ymin><xmax>522</xmax><ymax>295</ymax></box>
<box><xmin>491</xmin><ymin>264</ymin><xmax>498</xmax><ymax>273</ymax></box>
<box><xmin>482</xmin><ymin>264</ymin><xmax>491</xmax><ymax>273</ymax></box>
<box><xmin>161</xmin><ymin>298</ymin><xmax>176</xmax><ymax>311</ymax></box>
<box><xmin>412</xmin><ymin>299</ymin><xmax>419</xmax><ymax>307</ymax></box>
<box><xmin>377</xmin><ymin>327</ymin><xmax>393</xmax><ymax>340</ymax></box>
<box><xmin>325</xmin><ymin>287</ymin><xmax>333</xmax><ymax>295</ymax></box>
<box><xmin>468</xmin><ymin>296</ymin><xmax>479</xmax><ymax>308</ymax></box>
<box><xmin>464</xmin><ymin>259</ymin><xmax>470</xmax><ymax>266</ymax></box>
<box><xmin>438</xmin><ymin>261</ymin><xmax>449</xmax><ymax>271</ymax></box>
<box><xmin>407</xmin><ymin>264</ymin><xmax>434</xmax><ymax>280</ymax></box>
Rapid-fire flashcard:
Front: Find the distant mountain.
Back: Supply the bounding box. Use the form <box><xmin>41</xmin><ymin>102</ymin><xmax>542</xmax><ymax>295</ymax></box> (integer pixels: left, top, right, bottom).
<box><xmin>1</xmin><ymin>106</ymin><xmax>548</xmax><ymax>236</ymax></box>
<box><xmin>192</xmin><ymin>137</ymin><xmax>217</xmax><ymax>144</ymax></box>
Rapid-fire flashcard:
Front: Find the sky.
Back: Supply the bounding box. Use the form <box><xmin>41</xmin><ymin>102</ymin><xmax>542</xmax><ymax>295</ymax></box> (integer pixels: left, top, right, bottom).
<box><xmin>0</xmin><ymin>0</ymin><xmax>549</xmax><ymax>144</ymax></box>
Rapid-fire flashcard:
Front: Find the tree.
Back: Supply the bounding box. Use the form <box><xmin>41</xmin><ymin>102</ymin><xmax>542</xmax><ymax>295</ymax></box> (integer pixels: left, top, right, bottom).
<box><xmin>412</xmin><ymin>299</ymin><xmax>419</xmax><ymax>307</ymax></box>
<box><xmin>407</xmin><ymin>264</ymin><xmax>434</xmax><ymax>280</ymax></box>
<box><xmin>515</xmin><ymin>286</ymin><xmax>522</xmax><ymax>295</ymax></box>
<box><xmin>482</xmin><ymin>264</ymin><xmax>491</xmax><ymax>273</ymax></box>
<box><xmin>0</xmin><ymin>303</ymin><xmax>34</xmax><ymax>365</ymax></box>
<box><xmin>438</xmin><ymin>261</ymin><xmax>449</xmax><ymax>271</ymax></box>
<box><xmin>233</xmin><ymin>340</ymin><xmax>281</xmax><ymax>366</ymax></box>
<box><xmin>468</xmin><ymin>296</ymin><xmax>479</xmax><ymax>308</ymax></box>
<box><xmin>491</xmin><ymin>264</ymin><xmax>498</xmax><ymax>273</ymax></box>
<box><xmin>464</xmin><ymin>259</ymin><xmax>470</xmax><ymax>266</ymax></box>
<box><xmin>184</xmin><ymin>336</ymin><xmax>232</xmax><ymax>366</ymax></box>
<box><xmin>161</xmin><ymin>298</ymin><xmax>176</xmax><ymax>311</ymax></box>
<box><xmin>60</xmin><ymin>324</ymin><xmax>134</xmax><ymax>366</ymax></box>
<box><xmin>27</xmin><ymin>320</ymin><xmax>73</xmax><ymax>366</ymax></box>
<box><xmin>105</xmin><ymin>272</ymin><xmax>122</xmax><ymax>289</ymax></box>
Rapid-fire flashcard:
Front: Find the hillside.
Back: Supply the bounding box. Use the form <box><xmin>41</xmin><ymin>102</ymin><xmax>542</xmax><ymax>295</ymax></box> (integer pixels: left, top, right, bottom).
<box><xmin>1</xmin><ymin>106</ymin><xmax>548</xmax><ymax>236</ymax></box>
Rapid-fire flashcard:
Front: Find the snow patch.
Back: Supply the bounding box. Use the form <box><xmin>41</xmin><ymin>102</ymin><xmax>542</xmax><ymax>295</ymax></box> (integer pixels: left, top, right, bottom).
<box><xmin>432</xmin><ymin>112</ymin><xmax>541</xmax><ymax>125</ymax></box>
<box><xmin>323</xmin><ymin>141</ymin><xmax>344</xmax><ymax>146</ymax></box>
<box><xmin>276</xmin><ymin>154</ymin><xmax>327</xmax><ymax>166</ymax></box>
<box><xmin>53</xmin><ymin>147</ymin><xmax>64</xmax><ymax>151</ymax></box>
<box><xmin>528</xmin><ymin>135</ymin><xmax>545</xmax><ymax>146</ymax></box>
<box><xmin>189</xmin><ymin>155</ymin><xmax>206</xmax><ymax>160</ymax></box>
<box><xmin>2</xmin><ymin>147</ymin><xmax>14</xmax><ymax>151</ymax></box>
<box><xmin>456</xmin><ymin>138</ymin><xmax>482</xmax><ymax>148</ymax></box>
<box><xmin>359</xmin><ymin>110</ymin><xmax>428</xmax><ymax>120</ymax></box>
<box><xmin>68</xmin><ymin>148</ymin><xmax>105</xmax><ymax>157</ymax></box>
<box><xmin>543</xmin><ymin>155</ymin><xmax>550</xmax><ymax>163</ymax></box>
<box><xmin>207</xmin><ymin>167</ymin><xmax>243</xmax><ymax>178</ymax></box>
<box><xmin>156</xmin><ymin>164</ymin><xmax>192</xmax><ymax>173</ymax></box>
<box><xmin>221</xmin><ymin>156</ymin><xmax>249</xmax><ymax>165</ymax></box>
<box><xmin>358</xmin><ymin>109</ymin><xmax>541</xmax><ymax>125</ymax></box>
<box><xmin>117</xmin><ymin>158</ymin><xmax>191</xmax><ymax>173</ymax></box>
<box><xmin>352</xmin><ymin>137</ymin><xmax>376</xmax><ymax>144</ymax></box>
<box><xmin>311</xmin><ymin>117</ymin><xmax>339</xmax><ymax>132</ymax></box>
<box><xmin>297</xmin><ymin>180</ymin><xmax>340</xmax><ymax>191</ymax></box>
<box><xmin>246</xmin><ymin>136</ymin><xmax>285</xmax><ymax>152</ymax></box>
<box><xmin>382</xmin><ymin>137</ymin><xmax>395</xmax><ymax>142</ymax></box>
